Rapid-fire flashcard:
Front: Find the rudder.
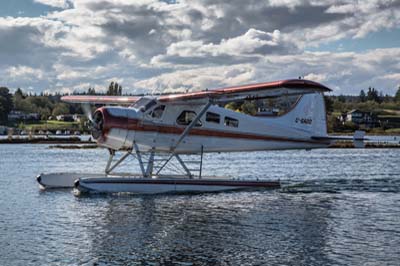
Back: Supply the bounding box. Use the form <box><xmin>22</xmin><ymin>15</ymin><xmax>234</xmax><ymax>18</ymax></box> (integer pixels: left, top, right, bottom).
<box><xmin>274</xmin><ymin>93</ymin><xmax>328</xmax><ymax>137</ymax></box>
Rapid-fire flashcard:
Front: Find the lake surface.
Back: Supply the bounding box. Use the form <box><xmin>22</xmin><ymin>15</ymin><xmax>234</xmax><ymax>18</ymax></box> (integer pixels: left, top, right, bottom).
<box><xmin>0</xmin><ymin>144</ymin><xmax>399</xmax><ymax>265</ymax></box>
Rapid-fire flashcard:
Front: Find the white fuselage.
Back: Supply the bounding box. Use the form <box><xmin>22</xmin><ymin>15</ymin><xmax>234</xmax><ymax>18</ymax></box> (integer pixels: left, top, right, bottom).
<box><xmin>96</xmin><ymin>93</ymin><xmax>330</xmax><ymax>153</ymax></box>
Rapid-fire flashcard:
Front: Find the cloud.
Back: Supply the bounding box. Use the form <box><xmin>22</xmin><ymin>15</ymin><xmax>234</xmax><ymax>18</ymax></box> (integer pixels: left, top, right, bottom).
<box><xmin>135</xmin><ymin>64</ymin><xmax>256</xmax><ymax>93</ymax></box>
<box><xmin>0</xmin><ymin>0</ymin><xmax>399</xmax><ymax>95</ymax></box>
<box><xmin>7</xmin><ymin>66</ymin><xmax>44</xmax><ymax>79</ymax></box>
<box><xmin>0</xmin><ymin>17</ymin><xmax>67</xmax><ymax>68</ymax></box>
<box><xmin>34</xmin><ymin>0</ymin><xmax>71</xmax><ymax>9</ymax></box>
<box><xmin>303</xmin><ymin>73</ymin><xmax>328</xmax><ymax>83</ymax></box>
<box><xmin>139</xmin><ymin>48</ymin><xmax>400</xmax><ymax>95</ymax></box>
<box><xmin>383</xmin><ymin>73</ymin><xmax>400</xmax><ymax>81</ymax></box>
<box><xmin>151</xmin><ymin>28</ymin><xmax>298</xmax><ymax>66</ymax></box>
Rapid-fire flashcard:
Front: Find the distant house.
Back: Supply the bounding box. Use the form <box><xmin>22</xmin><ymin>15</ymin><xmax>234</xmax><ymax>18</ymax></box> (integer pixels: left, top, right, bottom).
<box><xmin>56</xmin><ymin>114</ymin><xmax>82</xmax><ymax>122</ymax></box>
<box><xmin>72</xmin><ymin>114</ymin><xmax>82</xmax><ymax>122</ymax></box>
<box><xmin>56</xmin><ymin>114</ymin><xmax>74</xmax><ymax>122</ymax></box>
<box><xmin>337</xmin><ymin>112</ymin><xmax>347</xmax><ymax>124</ymax></box>
<box><xmin>346</xmin><ymin>109</ymin><xmax>379</xmax><ymax>128</ymax></box>
<box><xmin>8</xmin><ymin>111</ymin><xmax>25</xmax><ymax>121</ymax></box>
<box><xmin>256</xmin><ymin>107</ymin><xmax>280</xmax><ymax>116</ymax></box>
<box><xmin>378</xmin><ymin>116</ymin><xmax>400</xmax><ymax>129</ymax></box>
<box><xmin>27</xmin><ymin>113</ymin><xmax>40</xmax><ymax>120</ymax></box>
<box><xmin>0</xmin><ymin>126</ymin><xmax>7</xmax><ymax>135</ymax></box>
<box><xmin>7</xmin><ymin>111</ymin><xmax>40</xmax><ymax>121</ymax></box>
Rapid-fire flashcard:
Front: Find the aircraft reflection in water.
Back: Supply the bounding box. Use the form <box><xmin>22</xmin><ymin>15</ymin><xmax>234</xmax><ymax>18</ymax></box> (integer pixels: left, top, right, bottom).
<box><xmin>83</xmin><ymin>192</ymin><xmax>334</xmax><ymax>265</ymax></box>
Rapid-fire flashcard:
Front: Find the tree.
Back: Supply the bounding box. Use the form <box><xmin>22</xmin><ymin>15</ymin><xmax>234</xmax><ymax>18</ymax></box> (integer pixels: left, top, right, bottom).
<box><xmin>107</xmin><ymin>82</ymin><xmax>114</xmax><ymax>95</ymax></box>
<box><xmin>0</xmin><ymin>87</ymin><xmax>13</xmax><ymax>123</ymax></box>
<box><xmin>367</xmin><ymin>87</ymin><xmax>381</xmax><ymax>103</ymax></box>
<box><xmin>87</xmin><ymin>87</ymin><xmax>96</xmax><ymax>95</ymax></box>
<box><xmin>38</xmin><ymin>107</ymin><xmax>51</xmax><ymax>120</ymax></box>
<box><xmin>395</xmin><ymin>86</ymin><xmax>400</xmax><ymax>102</ymax></box>
<box><xmin>224</xmin><ymin>102</ymin><xmax>240</xmax><ymax>112</ymax></box>
<box><xmin>14</xmin><ymin>88</ymin><xmax>26</xmax><ymax>111</ymax></box>
<box><xmin>324</xmin><ymin>96</ymin><xmax>334</xmax><ymax>114</ymax></box>
<box><xmin>359</xmin><ymin>89</ymin><xmax>366</xmax><ymax>102</ymax></box>
<box><xmin>114</xmin><ymin>82</ymin><xmax>119</xmax><ymax>95</ymax></box>
<box><xmin>52</xmin><ymin>103</ymin><xmax>70</xmax><ymax>116</ymax></box>
<box><xmin>107</xmin><ymin>81</ymin><xmax>122</xmax><ymax>95</ymax></box>
<box><xmin>338</xmin><ymin>95</ymin><xmax>346</xmax><ymax>103</ymax></box>
<box><xmin>241</xmin><ymin>101</ymin><xmax>257</xmax><ymax>115</ymax></box>
<box><xmin>15</xmin><ymin>88</ymin><xmax>24</xmax><ymax>100</ymax></box>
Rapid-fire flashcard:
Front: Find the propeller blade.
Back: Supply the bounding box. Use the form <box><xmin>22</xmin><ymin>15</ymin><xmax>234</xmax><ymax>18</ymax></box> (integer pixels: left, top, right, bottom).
<box><xmin>82</xmin><ymin>103</ymin><xmax>93</xmax><ymax>123</ymax></box>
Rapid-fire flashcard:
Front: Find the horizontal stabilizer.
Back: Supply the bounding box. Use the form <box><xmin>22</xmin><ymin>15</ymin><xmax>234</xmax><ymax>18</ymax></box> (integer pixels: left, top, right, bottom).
<box><xmin>312</xmin><ymin>131</ymin><xmax>367</xmax><ymax>141</ymax></box>
<box><xmin>312</xmin><ymin>131</ymin><xmax>367</xmax><ymax>148</ymax></box>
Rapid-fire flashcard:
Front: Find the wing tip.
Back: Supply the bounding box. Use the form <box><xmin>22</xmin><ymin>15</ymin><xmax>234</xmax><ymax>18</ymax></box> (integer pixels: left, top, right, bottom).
<box><xmin>281</xmin><ymin>79</ymin><xmax>332</xmax><ymax>92</ymax></box>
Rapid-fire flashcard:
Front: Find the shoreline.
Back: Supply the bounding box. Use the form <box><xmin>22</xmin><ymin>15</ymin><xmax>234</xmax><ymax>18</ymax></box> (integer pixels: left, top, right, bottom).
<box><xmin>1</xmin><ymin>136</ymin><xmax>399</xmax><ymax>149</ymax></box>
<box><xmin>0</xmin><ymin>137</ymin><xmax>93</xmax><ymax>144</ymax></box>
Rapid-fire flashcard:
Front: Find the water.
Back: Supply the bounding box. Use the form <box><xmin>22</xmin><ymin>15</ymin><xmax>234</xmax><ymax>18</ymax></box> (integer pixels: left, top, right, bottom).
<box><xmin>0</xmin><ymin>145</ymin><xmax>399</xmax><ymax>265</ymax></box>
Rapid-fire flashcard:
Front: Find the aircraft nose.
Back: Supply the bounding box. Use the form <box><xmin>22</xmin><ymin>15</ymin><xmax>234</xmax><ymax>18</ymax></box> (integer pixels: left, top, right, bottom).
<box><xmin>36</xmin><ymin>174</ymin><xmax>42</xmax><ymax>184</ymax></box>
<box><xmin>89</xmin><ymin>107</ymin><xmax>131</xmax><ymax>148</ymax></box>
<box><xmin>74</xmin><ymin>179</ymin><xmax>80</xmax><ymax>188</ymax></box>
<box><xmin>91</xmin><ymin>109</ymin><xmax>104</xmax><ymax>140</ymax></box>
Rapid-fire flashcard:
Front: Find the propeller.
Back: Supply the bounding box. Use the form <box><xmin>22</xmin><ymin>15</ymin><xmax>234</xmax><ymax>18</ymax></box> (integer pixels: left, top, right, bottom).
<box><xmin>82</xmin><ymin>103</ymin><xmax>93</xmax><ymax>123</ymax></box>
<box><xmin>91</xmin><ymin>110</ymin><xmax>104</xmax><ymax>140</ymax></box>
<box><xmin>81</xmin><ymin>103</ymin><xmax>103</xmax><ymax>140</ymax></box>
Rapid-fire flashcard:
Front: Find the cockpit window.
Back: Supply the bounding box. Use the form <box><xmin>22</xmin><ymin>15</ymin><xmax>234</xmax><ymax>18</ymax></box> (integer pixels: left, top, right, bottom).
<box><xmin>132</xmin><ymin>97</ymin><xmax>157</xmax><ymax>112</ymax></box>
<box><xmin>150</xmin><ymin>105</ymin><xmax>165</xmax><ymax>119</ymax></box>
<box><xmin>176</xmin><ymin>111</ymin><xmax>202</xmax><ymax>126</ymax></box>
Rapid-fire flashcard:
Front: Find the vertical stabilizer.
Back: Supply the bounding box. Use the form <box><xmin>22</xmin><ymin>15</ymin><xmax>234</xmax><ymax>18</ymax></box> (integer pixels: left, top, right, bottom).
<box><xmin>274</xmin><ymin>93</ymin><xmax>328</xmax><ymax>137</ymax></box>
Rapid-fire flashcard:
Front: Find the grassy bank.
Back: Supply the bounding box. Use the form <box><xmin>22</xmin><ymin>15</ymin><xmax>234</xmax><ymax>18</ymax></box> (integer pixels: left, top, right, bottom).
<box><xmin>330</xmin><ymin>128</ymin><xmax>400</xmax><ymax>136</ymax></box>
<box><xmin>330</xmin><ymin>141</ymin><xmax>400</xmax><ymax>148</ymax></box>
<box><xmin>3</xmin><ymin>120</ymin><xmax>88</xmax><ymax>133</ymax></box>
<box><xmin>20</xmin><ymin>120</ymin><xmax>82</xmax><ymax>131</ymax></box>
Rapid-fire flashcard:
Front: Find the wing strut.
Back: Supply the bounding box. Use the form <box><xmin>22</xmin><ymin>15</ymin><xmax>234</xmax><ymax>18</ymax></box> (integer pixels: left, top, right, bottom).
<box><xmin>155</xmin><ymin>101</ymin><xmax>211</xmax><ymax>177</ymax></box>
<box><xmin>172</xmin><ymin>101</ymin><xmax>212</xmax><ymax>151</ymax></box>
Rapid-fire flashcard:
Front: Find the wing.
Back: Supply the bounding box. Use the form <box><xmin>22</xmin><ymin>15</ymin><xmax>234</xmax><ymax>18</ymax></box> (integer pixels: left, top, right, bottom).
<box><xmin>61</xmin><ymin>79</ymin><xmax>331</xmax><ymax>105</ymax></box>
<box><xmin>158</xmin><ymin>79</ymin><xmax>331</xmax><ymax>103</ymax></box>
<box><xmin>61</xmin><ymin>95</ymin><xmax>140</xmax><ymax>105</ymax></box>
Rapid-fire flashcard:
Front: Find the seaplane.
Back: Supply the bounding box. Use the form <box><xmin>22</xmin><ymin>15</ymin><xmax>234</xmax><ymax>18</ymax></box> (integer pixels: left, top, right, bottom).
<box><xmin>36</xmin><ymin>79</ymin><xmax>364</xmax><ymax>194</ymax></box>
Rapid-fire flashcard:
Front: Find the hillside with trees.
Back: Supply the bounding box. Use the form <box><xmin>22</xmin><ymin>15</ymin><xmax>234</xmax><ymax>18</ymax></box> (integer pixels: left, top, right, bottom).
<box><xmin>0</xmin><ymin>87</ymin><xmax>13</xmax><ymax>123</ymax></box>
<box><xmin>0</xmin><ymin>81</ymin><xmax>124</xmax><ymax>133</ymax></box>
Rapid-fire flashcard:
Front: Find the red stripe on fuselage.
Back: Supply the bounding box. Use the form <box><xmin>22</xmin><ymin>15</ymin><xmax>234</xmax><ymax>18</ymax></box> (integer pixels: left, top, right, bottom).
<box><xmin>101</xmin><ymin>109</ymin><xmax>328</xmax><ymax>145</ymax></box>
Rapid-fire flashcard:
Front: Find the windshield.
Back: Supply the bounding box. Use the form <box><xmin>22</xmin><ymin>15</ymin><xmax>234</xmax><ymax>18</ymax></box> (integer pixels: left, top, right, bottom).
<box><xmin>131</xmin><ymin>97</ymin><xmax>157</xmax><ymax>112</ymax></box>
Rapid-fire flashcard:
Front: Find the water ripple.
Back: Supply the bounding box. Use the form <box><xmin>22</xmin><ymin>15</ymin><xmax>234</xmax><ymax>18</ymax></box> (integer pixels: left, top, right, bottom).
<box><xmin>1</xmin><ymin>145</ymin><xmax>400</xmax><ymax>265</ymax></box>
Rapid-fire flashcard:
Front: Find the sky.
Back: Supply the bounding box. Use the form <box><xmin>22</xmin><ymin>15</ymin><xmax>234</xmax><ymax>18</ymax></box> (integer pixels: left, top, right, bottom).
<box><xmin>0</xmin><ymin>0</ymin><xmax>399</xmax><ymax>95</ymax></box>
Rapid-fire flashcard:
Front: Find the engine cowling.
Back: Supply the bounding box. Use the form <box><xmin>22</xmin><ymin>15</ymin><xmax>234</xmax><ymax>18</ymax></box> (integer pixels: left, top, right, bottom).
<box><xmin>91</xmin><ymin>106</ymin><xmax>139</xmax><ymax>150</ymax></box>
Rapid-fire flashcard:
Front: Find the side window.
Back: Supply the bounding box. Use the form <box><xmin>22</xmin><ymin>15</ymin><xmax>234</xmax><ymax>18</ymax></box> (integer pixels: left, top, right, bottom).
<box><xmin>224</xmin><ymin>116</ymin><xmax>239</xmax><ymax>127</ymax></box>
<box><xmin>151</xmin><ymin>105</ymin><xmax>165</xmax><ymax>119</ymax></box>
<box><xmin>177</xmin><ymin>111</ymin><xmax>202</xmax><ymax>126</ymax></box>
<box><xmin>206</xmin><ymin>112</ymin><xmax>220</xmax><ymax>124</ymax></box>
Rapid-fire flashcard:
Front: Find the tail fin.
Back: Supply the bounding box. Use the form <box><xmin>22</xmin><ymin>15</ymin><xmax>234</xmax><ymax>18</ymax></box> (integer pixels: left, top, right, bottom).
<box><xmin>273</xmin><ymin>93</ymin><xmax>328</xmax><ymax>137</ymax></box>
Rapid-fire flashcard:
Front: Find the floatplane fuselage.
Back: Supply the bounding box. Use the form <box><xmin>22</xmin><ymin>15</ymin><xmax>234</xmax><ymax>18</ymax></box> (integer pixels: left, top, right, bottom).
<box><xmin>37</xmin><ymin>79</ymin><xmax>363</xmax><ymax>194</ymax></box>
<box><xmin>92</xmin><ymin>93</ymin><xmax>330</xmax><ymax>154</ymax></box>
